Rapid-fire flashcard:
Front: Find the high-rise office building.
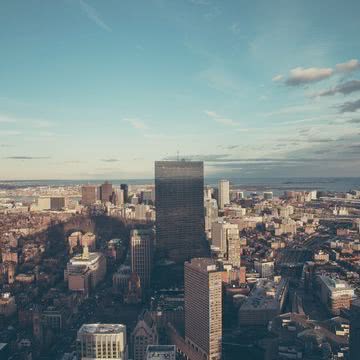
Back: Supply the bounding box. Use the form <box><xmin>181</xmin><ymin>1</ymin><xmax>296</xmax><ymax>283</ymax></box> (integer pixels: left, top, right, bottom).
<box><xmin>131</xmin><ymin>229</ymin><xmax>153</xmax><ymax>289</ymax></box>
<box><xmin>82</xmin><ymin>185</ymin><xmax>98</xmax><ymax>206</ymax></box>
<box><xmin>155</xmin><ymin>160</ymin><xmax>208</xmax><ymax>263</ymax></box>
<box><xmin>100</xmin><ymin>181</ymin><xmax>113</xmax><ymax>203</ymax></box>
<box><xmin>211</xmin><ymin>222</ymin><xmax>240</xmax><ymax>268</ymax></box>
<box><xmin>121</xmin><ymin>184</ymin><xmax>129</xmax><ymax>203</ymax></box>
<box><xmin>218</xmin><ymin>180</ymin><xmax>230</xmax><ymax>209</ymax></box>
<box><xmin>350</xmin><ymin>299</ymin><xmax>360</xmax><ymax>360</ymax></box>
<box><xmin>77</xmin><ymin>324</ymin><xmax>127</xmax><ymax>360</ymax></box>
<box><xmin>185</xmin><ymin>258</ymin><xmax>222</xmax><ymax>360</ymax></box>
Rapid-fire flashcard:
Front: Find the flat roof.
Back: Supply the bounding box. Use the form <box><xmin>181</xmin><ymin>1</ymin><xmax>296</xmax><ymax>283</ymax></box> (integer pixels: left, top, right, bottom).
<box><xmin>78</xmin><ymin>324</ymin><xmax>126</xmax><ymax>335</ymax></box>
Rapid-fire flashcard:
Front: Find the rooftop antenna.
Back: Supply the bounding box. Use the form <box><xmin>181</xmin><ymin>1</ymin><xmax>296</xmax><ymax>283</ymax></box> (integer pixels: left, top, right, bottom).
<box><xmin>177</xmin><ymin>150</ymin><xmax>180</xmax><ymax>161</ymax></box>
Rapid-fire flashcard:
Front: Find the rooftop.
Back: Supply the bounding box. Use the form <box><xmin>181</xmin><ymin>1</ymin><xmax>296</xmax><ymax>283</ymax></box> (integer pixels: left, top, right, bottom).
<box><xmin>239</xmin><ymin>278</ymin><xmax>288</xmax><ymax>311</ymax></box>
<box><xmin>78</xmin><ymin>324</ymin><xmax>126</xmax><ymax>335</ymax></box>
<box><xmin>146</xmin><ymin>345</ymin><xmax>176</xmax><ymax>359</ymax></box>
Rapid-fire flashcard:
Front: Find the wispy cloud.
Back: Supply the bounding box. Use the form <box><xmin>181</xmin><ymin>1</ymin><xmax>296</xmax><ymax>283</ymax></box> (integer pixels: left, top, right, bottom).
<box><xmin>274</xmin><ymin>59</ymin><xmax>360</xmax><ymax>87</ymax></box>
<box><xmin>204</xmin><ymin>110</ymin><xmax>239</xmax><ymax>127</ymax></box>
<box><xmin>123</xmin><ymin>118</ymin><xmax>147</xmax><ymax>130</ymax></box>
<box><xmin>4</xmin><ymin>156</ymin><xmax>50</xmax><ymax>160</ymax></box>
<box><xmin>101</xmin><ymin>158</ymin><xmax>120</xmax><ymax>162</ymax></box>
<box><xmin>272</xmin><ymin>74</ymin><xmax>284</xmax><ymax>82</ymax></box>
<box><xmin>0</xmin><ymin>130</ymin><xmax>21</xmax><ymax>136</ymax></box>
<box><xmin>79</xmin><ymin>0</ymin><xmax>111</xmax><ymax>32</ymax></box>
<box><xmin>199</xmin><ymin>67</ymin><xmax>239</xmax><ymax>92</ymax></box>
<box><xmin>285</xmin><ymin>67</ymin><xmax>333</xmax><ymax>86</ymax></box>
<box><xmin>339</xmin><ymin>98</ymin><xmax>360</xmax><ymax>113</ymax></box>
<box><xmin>0</xmin><ymin>115</ymin><xmax>17</xmax><ymax>123</ymax></box>
<box><xmin>314</xmin><ymin>80</ymin><xmax>360</xmax><ymax>97</ymax></box>
<box><xmin>336</xmin><ymin>59</ymin><xmax>360</xmax><ymax>73</ymax></box>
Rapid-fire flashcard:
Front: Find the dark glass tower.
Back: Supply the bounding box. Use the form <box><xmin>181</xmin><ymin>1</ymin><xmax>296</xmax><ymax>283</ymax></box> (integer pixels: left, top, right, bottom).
<box><xmin>155</xmin><ymin>160</ymin><xmax>209</xmax><ymax>264</ymax></box>
<box><xmin>120</xmin><ymin>184</ymin><xmax>129</xmax><ymax>203</ymax></box>
<box><xmin>350</xmin><ymin>299</ymin><xmax>360</xmax><ymax>360</ymax></box>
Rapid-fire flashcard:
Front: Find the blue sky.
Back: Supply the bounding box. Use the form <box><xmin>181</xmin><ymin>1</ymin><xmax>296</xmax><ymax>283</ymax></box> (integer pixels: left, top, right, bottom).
<box><xmin>1</xmin><ymin>0</ymin><xmax>360</xmax><ymax>179</ymax></box>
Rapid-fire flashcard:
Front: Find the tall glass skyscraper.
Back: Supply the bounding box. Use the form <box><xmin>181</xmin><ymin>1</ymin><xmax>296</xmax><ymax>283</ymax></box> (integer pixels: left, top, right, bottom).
<box><xmin>155</xmin><ymin>160</ymin><xmax>209</xmax><ymax>264</ymax></box>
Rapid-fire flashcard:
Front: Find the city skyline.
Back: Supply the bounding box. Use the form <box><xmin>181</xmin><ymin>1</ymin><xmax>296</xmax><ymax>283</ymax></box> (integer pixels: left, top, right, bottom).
<box><xmin>1</xmin><ymin>0</ymin><xmax>360</xmax><ymax>180</ymax></box>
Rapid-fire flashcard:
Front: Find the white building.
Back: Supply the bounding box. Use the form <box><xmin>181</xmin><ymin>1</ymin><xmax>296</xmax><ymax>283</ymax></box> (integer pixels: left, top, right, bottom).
<box><xmin>218</xmin><ymin>180</ymin><xmax>230</xmax><ymax>209</ymax></box>
<box><xmin>65</xmin><ymin>245</ymin><xmax>106</xmax><ymax>294</ymax></box>
<box><xmin>77</xmin><ymin>324</ymin><xmax>127</xmax><ymax>360</ymax></box>
<box><xmin>211</xmin><ymin>221</ymin><xmax>240</xmax><ymax>268</ymax></box>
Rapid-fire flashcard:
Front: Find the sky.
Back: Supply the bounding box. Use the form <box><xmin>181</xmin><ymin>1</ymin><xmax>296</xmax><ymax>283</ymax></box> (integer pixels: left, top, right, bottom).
<box><xmin>1</xmin><ymin>0</ymin><xmax>360</xmax><ymax>180</ymax></box>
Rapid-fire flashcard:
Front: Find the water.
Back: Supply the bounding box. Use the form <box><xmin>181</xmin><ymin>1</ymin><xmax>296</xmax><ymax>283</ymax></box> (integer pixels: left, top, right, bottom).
<box><xmin>1</xmin><ymin>177</ymin><xmax>360</xmax><ymax>193</ymax></box>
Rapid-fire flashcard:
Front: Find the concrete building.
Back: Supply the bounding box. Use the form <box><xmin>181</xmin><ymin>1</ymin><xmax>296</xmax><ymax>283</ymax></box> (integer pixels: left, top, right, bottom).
<box><xmin>263</xmin><ymin>191</ymin><xmax>273</xmax><ymax>200</ymax></box>
<box><xmin>100</xmin><ymin>181</ymin><xmax>113</xmax><ymax>203</ymax></box>
<box><xmin>218</xmin><ymin>180</ymin><xmax>230</xmax><ymax>210</ymax></box>
<box><xmin>134</xmin><ymin>204</ymin><xmax>150</xmax><ymax>221</ymax></box>
<box><xmin>37</xmin><ymin>196</ymin><xmax>66</xmax><ymax>210</ymax></box>
<box><xmin>77</xmin><ymin>323</ymin><xmax>127</xmax><ymax>360</ymax></box>
<box><xmin>317</xmin><ymin>275</ymin><xmax>354</xmax><ymax>315</ymax></box>
<box><xmin>82</xmin><ymin>185</ymin><xmax>98</xmax><ymax>205</ymax></box>
<box><xmin>254</xmin><ymin>260</ymin><xmax>274</xmax><ymax>278</ymax></box>
<box><xmin>185</xmin><ymin>258</ymin><xmax>222</xmax><ymax>360</ymax></box>
<box><xmin>65</xmin><ymin>244</ymin><xmax>106</xmax><ymax>296</ymax></box>
<box><xmin>350</xmin><ymin>299</ymin><xmax>360</xmax><ymax>360</ymax></box>
<box><xmin>211</xmin><ymin>222</ymin><xmax>240</xmax><ymax>268</ymax></box>
<box><xmin>0</xmin><ymin>292</ymin><xmax>17</xmax><ymax>317</ymax></box>
<box><xmin>155</xmin><ymin>161</ymin><xmax>208</xmax><ymax>263</ymax></box>
<box><xmin>146</xmin><ymin>345</ymin><xmax>176</xmax><ymax>360</ymax></box>
<box><xmin>113</xmin><ymin>265</ymin><xmax>132</xmax><ymax>293</ymax></box>
<box><xmin>204</xmin><ymin>198</ymin><xmax>218</xmax><ymax>236</ymax></box>
<box><xmin>131</xmin><ymin>229</ymin><xmax>153</xmax><ymax>290</ymax></box>
<box><xmin>131</xmin><ymin>311</ymin><xmax>158</xmax><ymax>360</ymax></box>
<box><xmin>238</xmin><ymin>278</ymin><xmax>289</xmax><ymax>326</ymax></box>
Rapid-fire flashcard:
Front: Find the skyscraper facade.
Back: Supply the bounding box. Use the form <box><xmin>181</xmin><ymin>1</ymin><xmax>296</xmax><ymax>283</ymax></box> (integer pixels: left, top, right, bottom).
<box><xmin>185</xmin><ymin>258</ymin><xmax>222</xmax><ymax>360</ymax></box>
<box><xmin>131</xmin><ymin>229</ymin><xmax>153</xmax><ymax>289</ymax></box>
<box><xmin>211</xmin><ymin>221</ymin><xmax>240</xmax><ymax>268</ymax></box>
<box><xmin>218</xmin><ymin>180</ymin><xmax>230</xmax><ymax>209</ymax></box>
<box><xmin>100</xmin><ymin>181</ymin><xmax>113</xmax><ymax>203</ymax></box>
<box><xmin>121</xmin><ymin>184</ymin><xmax>129</xmax><ymax>203</ymax></box>
<box><xmin>155</xmin><ymin>160</ymin><xmax>208</xmax><ymax>264</ymax></box>
<box><xmin>350</xmin><ymin>299</ymin><xmax>360</xmax><ymax>360</ymax></box>
<box><xmin>81</xmin><ymin>185</ymin><xmax>98</xmax><ymax>206</ymax></box>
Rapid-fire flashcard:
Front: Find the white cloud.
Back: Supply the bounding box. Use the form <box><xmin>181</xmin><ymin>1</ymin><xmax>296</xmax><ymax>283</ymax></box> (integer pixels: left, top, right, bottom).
<box><xmin>285</xmin><ymin>67</ymin><xmax>333</xmax><ymax>86</ymax></box>
<box><xmin>336</xmin><ymin>59</ymin><xmax>360</xmax><ymax>73</ymax></box>
<box><xmin>204</xmin><ymin>110</ymin><xmax>239</xmax><ymax>127</ymax></box>
<box><xmin>272</xmin><ymin>74</ymin><xmax>283</xmax><ymax>82</ymax></box>
<box><xmin>0</xmin><ymin>130</ymin><xmax>21</xmax><ymax>136</ymax></box>
<box><xmin>79</xmin><ymin>0</ymin><xmax>111</xmax><ymax>32</ymax></box>
<box><xmin>0</xmin><ymin>115</ymin><xmax>17</xmax><ymax>123</ymax></box>
<box><xmin>123</xmin><ymin>118</ymin><xmax>147</xmax><ymax>130</ymax></box>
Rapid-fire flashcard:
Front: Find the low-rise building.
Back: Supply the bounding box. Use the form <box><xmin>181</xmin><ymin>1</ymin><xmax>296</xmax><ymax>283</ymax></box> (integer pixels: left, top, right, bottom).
<box><xmin>238</xmin><ymin>278</ymin><xmax>289</xmax><ymax>326</ymax></box>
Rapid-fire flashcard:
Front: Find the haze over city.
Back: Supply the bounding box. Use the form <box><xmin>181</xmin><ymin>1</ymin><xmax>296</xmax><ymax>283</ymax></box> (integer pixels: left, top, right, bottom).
<box><xmin>1</xmin><ymin>0</ymin><xmax>360</xmax><ymax>179</ymax></box>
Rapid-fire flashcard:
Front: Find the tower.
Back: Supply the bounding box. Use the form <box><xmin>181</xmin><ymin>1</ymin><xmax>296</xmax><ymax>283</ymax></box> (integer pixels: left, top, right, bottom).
<box><xmin>350</xmin><ymin>299</ymin><xmax>360</xmax><ymax>360</ymax></box>
<box><xmin>130</xmin><ymin>229</ymin><xmax>153</xmax><ymax>290</ymax></box>
<box><xmin>185</xmin><ymin>258</ymin><xmax>222</xmax><ymax>360</ymax></box>
<box><xmin>100</xmin><ymin>181</ymin><xmax>113</xmax><ymax>203</ymax></box>
<box><xmin>218</xmin><ymin>180</ymin><xmax>230</xmax><ymax>210</ymax></box>
<box><xmin>155</xmin><ymin>160</ymin><xmax>208</xmax><ymax>264</ymax></box>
